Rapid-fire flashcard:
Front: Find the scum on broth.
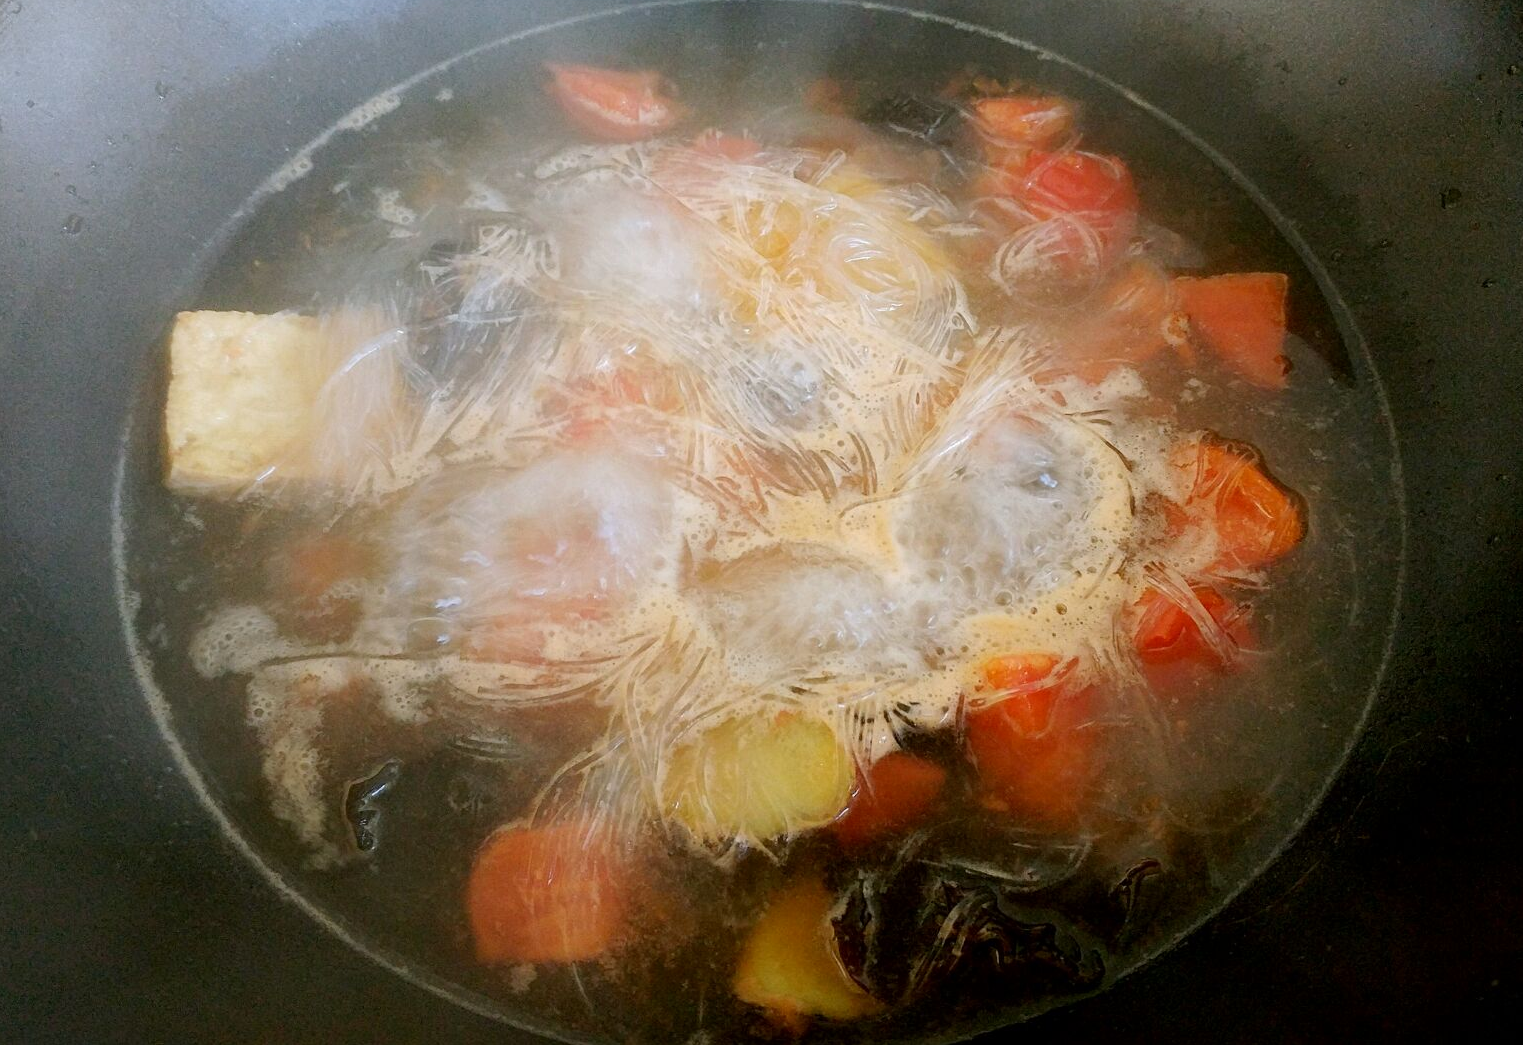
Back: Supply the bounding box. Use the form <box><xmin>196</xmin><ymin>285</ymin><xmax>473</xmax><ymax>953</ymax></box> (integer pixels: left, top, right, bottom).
<box><xmin>126</xmin><ymin>45</ymin><xmax>1390</xmax><ymax>1044</ymax></box>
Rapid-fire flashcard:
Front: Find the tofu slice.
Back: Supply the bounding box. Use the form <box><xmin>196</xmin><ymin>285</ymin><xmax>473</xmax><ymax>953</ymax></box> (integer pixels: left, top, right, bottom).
<box><xmin>164</xmin><ymin>308</ymin><xmax>413</xmax><ymax>498</ymax></box>
<box><xmin>164</xmin><ymin>310</ymin><xmax>325</xmax><ymax>493</ymax></box>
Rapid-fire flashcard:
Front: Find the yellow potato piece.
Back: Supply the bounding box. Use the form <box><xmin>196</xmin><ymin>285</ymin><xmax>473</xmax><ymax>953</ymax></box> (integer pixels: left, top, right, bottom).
<box><xmin>721</xmin><ymin>165</ymin><xmax>949</xmax><ymax>309</ymax></box>
<box><xmin>659</xmin><ymin>711</ymin><xmax>853</xmax><ymax>845</ymax></box>
<box><xmin>737</xmin><ymin>198</ymin><xmax>805</xmax><ymax>262</ymax></box>
<box><xmin>734</xmin><ymin>876</ymin><xmax>883</xmax><ymax>1024</ymax></box>
<box><xmin>815</xmin><ymin>164</ymin><xmax>949</xmax><ymax>268</ymax></box>
<box><xmin>814</xmin><ymin>164</ymin><xmax>884</xmax><ymax>201</ymax></box>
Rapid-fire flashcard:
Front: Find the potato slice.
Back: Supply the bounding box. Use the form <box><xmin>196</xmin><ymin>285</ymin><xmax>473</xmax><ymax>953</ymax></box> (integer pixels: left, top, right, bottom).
<box><xmin>659</xmin><ymin>711</ymin><xmax>853</xmax><ymax>846</ymax></box>
<box><xmin>733</xmin><ymin>876</ymin><xmax>882</xmax><ymax>1025</ymax></box>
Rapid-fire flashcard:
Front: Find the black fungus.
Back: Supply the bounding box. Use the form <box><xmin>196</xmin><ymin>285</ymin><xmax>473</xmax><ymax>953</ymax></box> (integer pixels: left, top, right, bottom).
<box><xmin>831</xmin><ymin>820</ymin><xmax>1104</xmax><ymax>1006</ymax></box>
<box><xmin>858</xmin><ymin>94</ymin><xmax>965</xmax><ymax>148</ymax></box>
<box><xmin>343</xmin><ymin>758</ymin><xmax>403</xmax><ymax>853</ymax></box>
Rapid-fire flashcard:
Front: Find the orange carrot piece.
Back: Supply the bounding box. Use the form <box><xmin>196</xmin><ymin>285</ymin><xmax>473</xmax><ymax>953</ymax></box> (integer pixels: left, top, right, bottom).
<box><xmin>466</xmin><ymin>821</ymin><xmax>632</xmax><ymax>964</ymax></box>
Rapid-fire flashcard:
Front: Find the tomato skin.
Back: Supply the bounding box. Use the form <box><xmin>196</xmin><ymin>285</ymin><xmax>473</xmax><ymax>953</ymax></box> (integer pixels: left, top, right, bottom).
<box><xmin>1133</xmin><ymin>585</ymin><xmax>1251</xmax><ymax>665</ymax></box>
<box><xmin>976</xmin><ymin>149</ymin><xmax>1139</xmax><ymax>286</ymax></box>
<box><xmin>1043</xmin><ymin>259</ymin><xmax>1189</xmax><ymax>382</ymax></box>
<box><xmin>545</xmin><ymin>63</ymin><xmax>685</xmax><ymax>142</ymax></box>
<box><xmin>833</xmin><ymin>752</ymin><xmax>948</xmax><ymax>848</ymax></box>
<box><xmin>1179</xmin><ymin>442</ymin><xmax>1306</xmax><ymax>570</ymax></box>
<box><xmin>1174</xmin><ymin>273</ymin><xmax>1290</xmax><ymax>389</ymax></box>
<box><xmin>466</xmin><ymin>821</ymin><xmax>633</xmax><ymax>964</ymax></box>
<box><xmin>966</xmin><ymin>654</ymin><xmax>1097</xmax><ymax>827</ymax></box>
<box><xmin>971</xmin><ymin>95</ymin><xmax>1076</xmax><ymax>160</ymax></box>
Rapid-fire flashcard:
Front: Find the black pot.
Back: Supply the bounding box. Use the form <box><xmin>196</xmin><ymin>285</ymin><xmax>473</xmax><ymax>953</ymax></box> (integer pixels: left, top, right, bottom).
<box><xmin>3</xmin><ymin>2</ymin><xmax>1520</xmax><ymax>1042</ymax></box>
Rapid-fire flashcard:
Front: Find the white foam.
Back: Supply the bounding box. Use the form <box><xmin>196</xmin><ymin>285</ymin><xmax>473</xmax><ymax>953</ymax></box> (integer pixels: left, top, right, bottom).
<box><xmin>336</xmin><ymin>92</ymin><xmax>402</xmax><ymax>132</ymax></box>
<box><xmin>371</xmin><ymin>187</ymin><xmax>417</xmax><ymax>227</ymax></box>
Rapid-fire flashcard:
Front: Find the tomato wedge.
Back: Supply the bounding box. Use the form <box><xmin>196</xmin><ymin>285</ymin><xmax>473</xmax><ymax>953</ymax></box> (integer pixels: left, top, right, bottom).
<box><xmin>1133</xmin><ymin>584</ymin><xmax>1256</xmax><ymax>697</ymax></box>
<box><xmin>976</xmin><ymin>148</ymin><xmax>1139</xmax><ymax>284</ymax></box>
<box><xmin>1174</xmin><ymin>273</ymin><xmax>1291</xmax><ymax>389</ymax></box>
<box><xmin>466</xmin><ymin>821</ymin><xmax>634</xmax><ymax>963</ymax></box>
<box><xmin>971</xmin><ymin>94</ymin><xmax>1076</xmax><ymax>160</ymax></box>
<box><xmin>978</xmin><ymin>653</ymin><xmax>1065</xmax><ymax>729</ymax></box>
<box><xmin>545</xmin><ymin>63</ymin><xmax>685</xmax><ymax>142</ymax></box>
<box><xmin>967</xmin><ymin>653</ymin><xmax>1097</xmax><ymax>826</ymax></box>
<box><xmin>1180</xmin><ymin>441</ymin><xmax>1306</xmax><ymax>570</ymax></box>
<box><xmin>1133</xmin><ymin>584</ymin><xmax>1252</xmax><ymax>665</ymax></box>
<box><xmin>1046</xmin><ymin>259</ymin><xmax>1189</xmax><ymax>382</ymax></box>
<box><xmin>1020</xmin><ymin>149</ymin><xmax>1137</xmax><ymax>231</ymax></box>
<box><xmin>833</xmin><ymin>752</ymin><xmax>948</xmax><ymax>848</ymax></box>
<box><xmin>986</xmin><ymin>149</ymin><xmax>1137</xmax><ymax>237</ymax></box>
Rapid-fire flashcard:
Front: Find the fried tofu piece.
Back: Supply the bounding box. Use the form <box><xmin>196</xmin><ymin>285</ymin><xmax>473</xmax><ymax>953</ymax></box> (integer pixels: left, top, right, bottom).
<box><xmin>164</xmin><ymin>309</ymin><xmax>409</xmax><ymax>497</ymax></box>
<box><xmin>163</xmin><ymin>310</ymin><xmax>325</xmax><ymax>492</ymax></box>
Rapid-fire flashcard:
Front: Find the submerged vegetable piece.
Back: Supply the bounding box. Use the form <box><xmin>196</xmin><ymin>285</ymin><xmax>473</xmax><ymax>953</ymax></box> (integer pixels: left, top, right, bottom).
<box><xmin>660</xmin><ymin>712</ymin><xmax>854</xmax><ymax>846</ymax></box>
<box><xmin>691</xmin><ymin>128</ymin><xmax>762</xmax><ymax>162</ymax></box>
<box><xmin>834</xmin><ymin>753</ymin><xmax>948</xmax><ymax>849</ymax></box>
<box><xmin>545</xmin><ymin>63</ymin><xmax>686</xmax><ymax>142</ymax></box>
<box><xmin>1048</xmin><ymin>259</ymin><xmax>1187</xmax><ymax>380</ymax></box>
<box><xmin>734</xmin><ymin>876</ymin><xmax>884</xmax><ymax>1027</ymax></box>
<box><xmin>803</xmin><ymin>76</ymin><xmax>856</xmax><ymax>116</ymax></box>
<box><xmin>832</xmin><ymin>830</ymin><xmax>1105</xmax><ymax>1006</ymax></box>
<box><xmin>1181</xmin><ymin>441</ymin><xmax>1306</xmax><ymax>570</ymax></box>
<box><xmin>1133</xmin><ymin>585</ymin><xmax>1256</xmax><ymax>697</ymax></box>
<box><xmin>968</xmin><ymin>655</ymin><xmax>1098</xmax><ymax>826</ymax></box>
<box><xmin>389</xmin><ymin>454</ymin><xmax>672</xmax><ymax>651</ymax></box>
<box><xmin>979</xmin><ymin>149</ymin><xmax>1139</xmax><ymax>269</ymax></box>
<box><xmin>1174</xmin><ymin>273</ymin><xmax>1290</xmax><ymax>389</ymax></box>
<box><xmin>1133</xmin><ymin>585</ymin><xmax>1252</xmax><ymax>666</ymax></box>
<box><xmin>466</xmin><ymin>821</ymin><xmax>633</xmax><ymax>964</ymax></box>
<box><xmin>971</xmin><ymin>94</ymin><xmax>1075</xmax><ymax>160</ymax></box>
<box><xmin>556</xmin><ymin>358</ymin><xmax>684</xmax><ymax>446</ymax></box>
<box><xmin>859</xmin><ymin>94</ymin><xmax>963</xmax><ymax>146</ymax></box>
<box><xmin>268</xmin><ymin>533</ymin><xmax>370</xmax><ymax>643</ymax></box>
<box><xmin>1020</xmin><ymin>149</ymin><xmax>1137</xmax><ymax>247</ymax></box>
<box><xmin>979</xmin><ymin>653</ymin><xmax>1065</xmax><ymax>728</ymax></box>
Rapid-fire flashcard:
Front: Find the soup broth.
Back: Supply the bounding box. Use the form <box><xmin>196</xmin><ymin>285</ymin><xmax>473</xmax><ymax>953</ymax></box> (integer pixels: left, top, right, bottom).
<box><xmin>117</xmin><ymin>6</ymin><xmax>1402</xmax><ymax>1043</ymax></box>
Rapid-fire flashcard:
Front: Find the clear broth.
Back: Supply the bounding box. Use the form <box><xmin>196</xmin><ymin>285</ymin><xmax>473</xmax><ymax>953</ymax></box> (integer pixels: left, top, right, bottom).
<box><xmin>117</xmin><ymin>5</ymin><xmax>1403</xmax><ymax>1043</ymax></box>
